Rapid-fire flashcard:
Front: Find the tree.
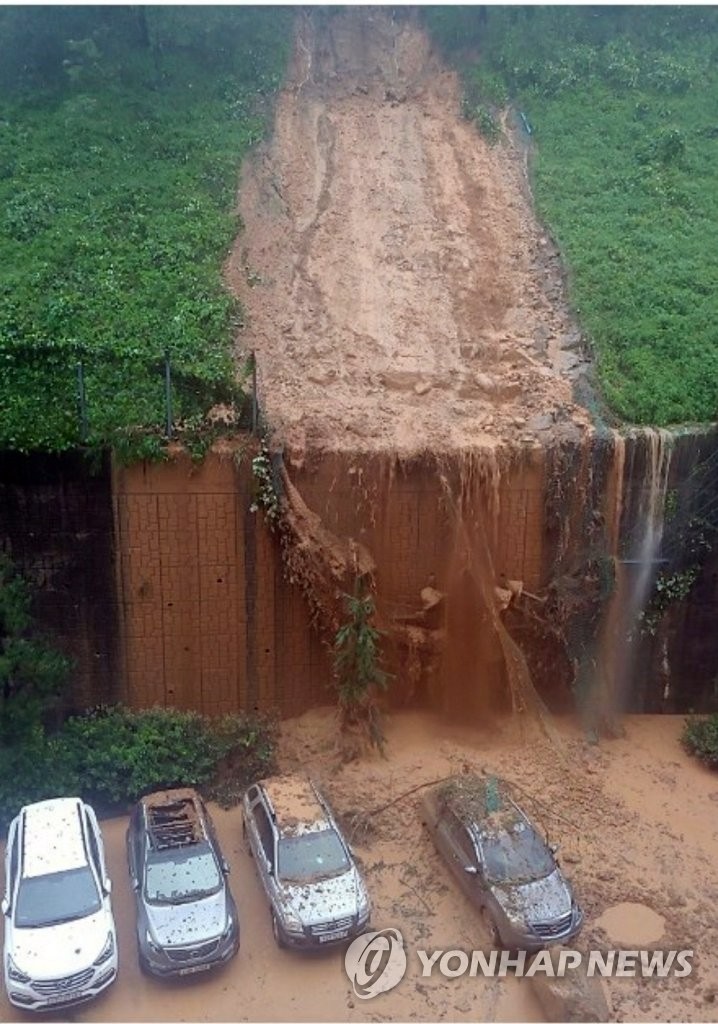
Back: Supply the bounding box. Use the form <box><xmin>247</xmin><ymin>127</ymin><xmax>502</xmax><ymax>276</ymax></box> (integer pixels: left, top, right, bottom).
<box><xmin>0</xmin><ymin>555</ymin><xmax>70</xmax><ymax>743</ymax></box>
<box><xmin>333</xmin><ymin>576</ymin><xmax>390</xmax><ymax>754</ymax></box>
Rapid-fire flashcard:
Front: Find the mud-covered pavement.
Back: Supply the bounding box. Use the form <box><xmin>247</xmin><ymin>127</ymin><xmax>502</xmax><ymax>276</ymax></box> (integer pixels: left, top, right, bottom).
<box><xmin>2</xmin><ymin>712</ymin><xmax>716</xmax><ymax>1023</ymax></box>
<box><xmin>228</xmin><ymin>9</ymin><xmax>592</xmax><ymax>458</ymax></box>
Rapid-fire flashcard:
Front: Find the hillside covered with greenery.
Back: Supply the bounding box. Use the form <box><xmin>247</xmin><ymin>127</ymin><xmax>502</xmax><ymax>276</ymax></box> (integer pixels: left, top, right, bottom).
<box><xmin>427</xmin><ymin>6</ymin><xmax>718</xmax><ymax>425</ymax></box>
<box><xmin>0</xmin><ymin>6</ymin><xmax>292</xmax><ymax>456</ymax></box>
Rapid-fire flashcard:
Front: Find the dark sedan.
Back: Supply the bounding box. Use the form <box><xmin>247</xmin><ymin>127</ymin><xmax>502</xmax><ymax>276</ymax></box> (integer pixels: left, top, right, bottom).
<box><xmin>421</xmin><ymin>774</ymin><xmax>583</xmax><ymax>951</ymax></box>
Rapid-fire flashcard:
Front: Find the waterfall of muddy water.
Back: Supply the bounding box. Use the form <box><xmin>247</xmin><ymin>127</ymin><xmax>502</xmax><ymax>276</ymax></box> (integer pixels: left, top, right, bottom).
<box><xmin>592</xmin><ymin>430</ymin><xmax>672</xmax><ymax>731</ymax></box>
<box><xmin>438</xmin><ymin>454</ymin><xmax>563</xmax><ymax>747</ymax></box>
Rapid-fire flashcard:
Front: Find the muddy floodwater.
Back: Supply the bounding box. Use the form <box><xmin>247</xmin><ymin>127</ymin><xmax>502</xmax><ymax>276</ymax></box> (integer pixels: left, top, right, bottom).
<box><xmin>2</xmin><ymin>711</ymin><xmax>716</xmax><ymax>1023</ymax></box>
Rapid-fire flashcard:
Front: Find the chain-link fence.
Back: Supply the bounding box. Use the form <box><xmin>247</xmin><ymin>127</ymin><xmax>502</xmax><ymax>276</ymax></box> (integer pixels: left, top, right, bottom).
<box><xmin>0</xmin><ymin>342</ymin><xmax>251</xmax><ymax>452</ymax></box>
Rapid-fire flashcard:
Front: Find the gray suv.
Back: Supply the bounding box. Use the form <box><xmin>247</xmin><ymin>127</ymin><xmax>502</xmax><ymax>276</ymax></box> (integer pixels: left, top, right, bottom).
<box><xmin>126</xmin><ymin>788</ymin><xmax>239</xmax><ymax>976</ymax></box>
<box><xmin>421</xmin><ymin>774</ymin><xmax>583</xmax><ymax>951</ymax></box>
<box><xmin>242</xmin><ymin>775</ymin><xmax>371</xmax><ymax>949</ymax></box>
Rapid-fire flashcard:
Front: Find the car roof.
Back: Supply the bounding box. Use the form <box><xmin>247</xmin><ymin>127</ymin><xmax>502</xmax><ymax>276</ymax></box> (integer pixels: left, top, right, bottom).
<box><xmin>141</xmin><ymin>788</ymin><xmax>207</xmax><ymax>849</ymax></box>
<box><xmin>21</xmin><ymin>798</ymin><xmax>87</xmax><ymax>878</ymax></box>
<box><xmin>437</xmin><ymin>774</ymin><xmax>528</xmax><ymax>835</ymax></box>
<box><xmin>261</xmin><ymin>775</ymin><xmax>329</xmax><ymax>836</ymax></box>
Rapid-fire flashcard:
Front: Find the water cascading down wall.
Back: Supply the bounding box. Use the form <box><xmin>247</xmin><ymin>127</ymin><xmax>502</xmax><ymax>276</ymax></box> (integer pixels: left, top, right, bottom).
<box><xmin>2</xmin><ymin>429</ymin><xmax>717</xmax><ymax>720</ymax></box>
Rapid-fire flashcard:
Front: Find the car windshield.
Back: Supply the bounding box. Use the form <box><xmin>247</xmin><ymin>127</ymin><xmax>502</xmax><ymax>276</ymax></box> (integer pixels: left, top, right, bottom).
<box><xmin>482</xmin><ymin>826</ymin><xmax>555</xmax><ymax>884</ymax></box>
<box><xmin>15</xmin><ymin>866</ymin><xmax>101</xmax><ymax>928</ymax></box>
<box><xmin>277</xmin><ymin>829</ymin><xmax>349</xmax><ymax>883</ymax></box>
<box><xmin>145</xmin><ymin>843</ymin><xmax>222</xmax><ymax>903</ymax></box>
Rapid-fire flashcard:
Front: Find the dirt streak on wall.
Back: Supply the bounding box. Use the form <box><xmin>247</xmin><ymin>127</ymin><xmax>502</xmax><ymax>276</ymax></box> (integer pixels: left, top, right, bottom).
<box><xmin>110</xmin><ymin>443</ymin><xmax>557</xmax><ymax>717</ymax></box>
<box><xmin>3</xmin><ymin>431</ymin><xmax>717</xmax><ymax>720</ymax></box>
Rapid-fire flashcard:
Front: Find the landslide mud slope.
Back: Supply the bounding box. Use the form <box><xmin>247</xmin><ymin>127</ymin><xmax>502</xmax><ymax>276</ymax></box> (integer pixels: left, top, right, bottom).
<box><xmin>228</xmin><ymin>9</ymin><xmax>592</xmax><ymax>457</ymax></box>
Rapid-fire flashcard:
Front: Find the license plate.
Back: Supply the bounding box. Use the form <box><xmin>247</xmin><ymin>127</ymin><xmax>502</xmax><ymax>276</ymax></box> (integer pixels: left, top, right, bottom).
<box><xmin>41</xmin><ymin>992</ymin><xmax>82</xmax><ymax>1005</ymax></box>
<box><xmin>319</xmin><ymin>928</ymin><xmax>349</xmax><ymax>943</ymax></box>
<box><xmin>178</xmin><ymin>963</ymin><xmax>212</xmax><ymax>976</ymax></box>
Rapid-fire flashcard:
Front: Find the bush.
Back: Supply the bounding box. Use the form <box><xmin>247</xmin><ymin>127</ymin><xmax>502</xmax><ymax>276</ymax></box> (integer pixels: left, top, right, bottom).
<box><xmin>0</xmin><ymin>705</ymin><xmax>277</xmax><ymax>827</ymax></box>
<box><xmin>0</xmin><ymin>554</ymin><xmax>71</xmax><ymax>744</ymax></box>
<box><xmin>682</xmin><ymin>714</ymin><xmax>718</xmax><ymax>769</ymax></box>
<box><xmin>0</xmin><ymin>728</ymin><xmax>80</xmax><ymax>827</ymax></box>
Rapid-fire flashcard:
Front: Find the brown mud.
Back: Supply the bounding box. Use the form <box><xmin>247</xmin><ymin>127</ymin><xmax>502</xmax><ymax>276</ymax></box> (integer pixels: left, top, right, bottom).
<box><xmin>228</xmin><ymin>9</ymin><xmax>592</xmax><ymax>459</ymax></box>
<box><xmin>3</xmin><ymin>711</ymin><xmax>714</xmax><ymax>1023</ymax></box>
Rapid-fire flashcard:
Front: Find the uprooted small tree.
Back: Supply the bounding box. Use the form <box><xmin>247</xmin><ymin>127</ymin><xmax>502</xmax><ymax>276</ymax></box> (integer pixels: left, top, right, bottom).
<box><xmin>333</xmin><ymin>576</ymin><xmax>391</xmax><ymax>756</ymax></box>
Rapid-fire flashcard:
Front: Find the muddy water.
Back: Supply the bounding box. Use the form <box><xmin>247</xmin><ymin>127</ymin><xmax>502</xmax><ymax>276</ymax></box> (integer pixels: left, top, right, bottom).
<box><xmin>596</xmin><ymin>903</ymin><xmax>665</xmax><ymax>946</ymax></box>
<box><xmin>1</xmin><ymin>712</ymin><xmax>716</xmax><ymax>1022</ymax></box>
<box><xmin>281</xmin><ymin>709</ymin><xmax>718</xmax><ymax>1024</ymax></box>
<box><xmin>0</xmin><ymin>787</ymin><xmax>539</xmax><ymax>1023</ymax></box>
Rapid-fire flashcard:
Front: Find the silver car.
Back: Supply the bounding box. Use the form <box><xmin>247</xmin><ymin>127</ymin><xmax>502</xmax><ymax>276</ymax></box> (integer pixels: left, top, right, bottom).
<box><xmin>242</xmin><ymin>775</ymin><xmax>371</xmax><ymax>949</ymax></box>
<box><xmin>126</xmin><ymin>788</ymin><xmax>239</xmax><ymax>976</ymax></box>
<box><xmin>421</xmin><ymin>774</ymin><xmax>583</xmax><ymax>950</ymax></box>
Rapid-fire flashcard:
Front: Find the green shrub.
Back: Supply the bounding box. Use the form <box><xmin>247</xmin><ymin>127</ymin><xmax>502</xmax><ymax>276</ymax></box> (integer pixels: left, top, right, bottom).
<box><xmin>0</xmin><ymin>728</ymin><xmax>80</xmax><ymax>828</ymax></box>
<box><xmin>59</xmin><ymin>705</ymin><xmax>220</xmax><ymax>805</ymax></box>
<box><xmin>0</xmin><ymin>554</ymin><xmax>70</xmax><ymax>744</ymax></box>
<box><xmin>0</xmin><ymin>705</ymin><xmax>277</xmax><ymax>827</ymax></box>
<box><xmin>682</xmin><ymin>714</ymin><xmax>718</xmax><ymax>769</ymax></box>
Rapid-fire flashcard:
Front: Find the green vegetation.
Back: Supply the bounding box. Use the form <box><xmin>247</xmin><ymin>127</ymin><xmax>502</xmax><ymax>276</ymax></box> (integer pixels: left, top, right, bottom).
<box><xmin>426</xmin><ymin>7</ymin><xmax>718</xmax><ymax>425</ymax></box>
<box><xmin>333</xmin><ymin>577</ymin><xmax>390</xmax><ymax>751</ymax></box>
<box><xmin>0</xmin><ymin>7</ymin><xmax>293</xmax><ymax>455</ymax></box>
<box><xmin>0</xmin><ymin>705</ymin><xmax>276</xmax><ymax>826</ymax></box>
<box><xmin>0</xmin><ymin>552</ymin><xmax>276</xmax><ymax>825</ymax></box>
<box><xmin>0</xmin><ymin>553</ymin><xmax>70</xmax><ymax>744</ymax></box>
<box><xmin>250</xmin><ymin>442</ymin><xmax>281</xmax><ymax>526</ymax></box>
<box><xmin>683</xmin><ymin>713</ymin><xmax>718</xmax><ymax>769</ymax></box>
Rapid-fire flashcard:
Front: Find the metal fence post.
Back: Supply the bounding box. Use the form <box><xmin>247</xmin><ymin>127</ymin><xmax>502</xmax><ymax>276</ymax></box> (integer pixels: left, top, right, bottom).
<box><xmin>164</xmin><ymin>350</ymin><xmax>173</xmax><ymax>437</ymax></box>
<box><xmin>76</xmin><ymin>362</ymin><xmax>88</xmax><ymax>442</ymax></box>
<box><xmin>251</xmin><ymin>351</ymin><xmax>259</xmax><ymax>436</ymax></box>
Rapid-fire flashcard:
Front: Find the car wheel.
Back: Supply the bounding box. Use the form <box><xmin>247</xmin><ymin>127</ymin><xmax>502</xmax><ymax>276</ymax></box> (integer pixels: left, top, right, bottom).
<box><xmin>271</xmin><ymin>910</ymin><xmax>287</xmax><ymax>949</ymax></box>
<box><xmin>481</xmin><ymin>908</ymin><xmax>503</xmax><ymax>949</ymax></box>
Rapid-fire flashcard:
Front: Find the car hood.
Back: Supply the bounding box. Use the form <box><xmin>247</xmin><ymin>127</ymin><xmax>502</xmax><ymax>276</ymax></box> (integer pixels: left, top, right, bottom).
<box><xmin>145</xmin><ymin>889</ymin><xmax>228</xmax><ymax>947</ymax></box>
<box><xmin>279</xmin><ymin>868</ymin><xmax>361</xmax><ymax>925</ymax></box>
<box><xmin>11</xmin><ymin>907</ymin><xmax>112</xmax><ymax>978</ymax></box>
<box><xmin>492</xmin><ymin>868</ymin><xmax>572</xmax><ymax>923</ymax></box>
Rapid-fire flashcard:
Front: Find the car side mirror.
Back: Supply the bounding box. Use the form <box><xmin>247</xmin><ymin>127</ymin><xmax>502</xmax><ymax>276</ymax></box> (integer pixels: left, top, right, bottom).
<box><xmin>550</xmin><ymin>842</ymin><xmax>560</xmax><ymax>855</ymax></box>
<box><xmin>222</xmin><ymin>860</ymin><xmax>230</xmax><ymax>875</ymax></box>
<box><xmin>132</xmin><ymin>878</ymin><xmax>140</xmax><ymax>892</ymax></box>
<box><xmin>464</xmin><ymin>864</ymin><xmax>478</xmax><ymax>876</ymax></box>
<box><xmin>104</xmin><ymin>878</ymin><xmax>112</xmax><ymax>895</ymax></box>
<box><xmin>1</xmin><ymin>897</ymin><xmax>9</xmax><ymax>916</ymax></box>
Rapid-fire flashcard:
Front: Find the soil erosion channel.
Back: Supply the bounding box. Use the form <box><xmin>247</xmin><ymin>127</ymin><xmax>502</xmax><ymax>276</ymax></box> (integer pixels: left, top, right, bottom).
<box><xmin>229</xmin><ymin>9</ymin><xmax>592</xmax><ymax>457</ymax></box>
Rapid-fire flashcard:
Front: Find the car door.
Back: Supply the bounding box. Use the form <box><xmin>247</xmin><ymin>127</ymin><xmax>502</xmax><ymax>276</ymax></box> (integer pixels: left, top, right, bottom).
<box><xmin>436</xmin><ymin>810</ymin><xmax>473</xmax><ymax>887</ymax></box>
<box><xmin>451</xmin><ymin>823</ymin><xmax>484</xmax><ymax>902</ymax></box>
<box><xmin>2</xmin><ymin>820</ymin><xmax>19</xmax><ymax>929</ymax></box>
<box><xmin>245</xmin><ymin>793</ymin><xmax>276</xmax><ymax>901</ymax></box>
<box><xmin>85</xmin><ymin>806</ymin><xmax>111</xmax><ymax>896</ymax></box>
<box><xmin>126</xmin><ymin>805</ymin><xmax>144</xmax><ymax>902</ymax></box>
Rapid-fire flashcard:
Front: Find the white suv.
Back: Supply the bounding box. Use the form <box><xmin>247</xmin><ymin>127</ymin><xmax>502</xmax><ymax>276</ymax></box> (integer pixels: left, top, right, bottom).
<box><xmin>2</xmin><ymin>797</ymin><xmax>118</xmax><ymax>1011</ymax></box>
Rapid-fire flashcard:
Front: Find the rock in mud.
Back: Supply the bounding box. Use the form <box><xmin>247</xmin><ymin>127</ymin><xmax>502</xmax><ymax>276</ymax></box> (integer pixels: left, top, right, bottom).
<box><xmin>475</xmin><ymin>372</ymin><xmax>497</xmax><ymax>394</ymax></box>
<box><xmin>560</xmin><ymin>328</ymin><xmax>583</xmax><ymax>351</ymax></box>
<box><xmin>528</xmin><ymin>952</ymin><xmax>611</xmax><ymax>1023</ymax></box>
<box><xmin>527</xmin><ymin>412</ymin><xmax>555</xmax><ymax>431</ymax></box>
